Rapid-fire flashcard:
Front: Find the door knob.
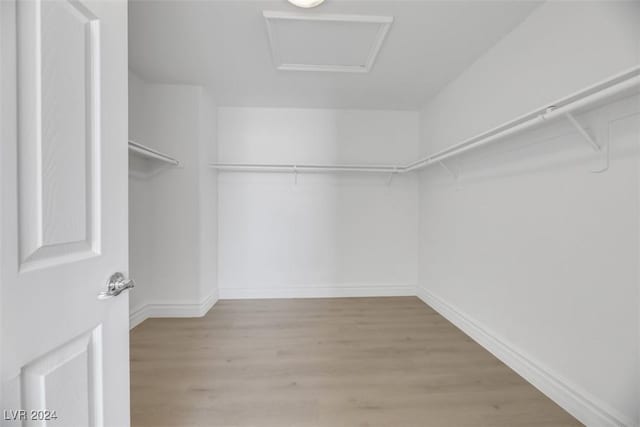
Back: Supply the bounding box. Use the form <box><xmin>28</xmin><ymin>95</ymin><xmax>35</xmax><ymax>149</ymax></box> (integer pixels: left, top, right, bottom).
<box><xmin>98</xmin><ymin>272</ymin><xmax>135</xmax><ymax>300</ymax></box>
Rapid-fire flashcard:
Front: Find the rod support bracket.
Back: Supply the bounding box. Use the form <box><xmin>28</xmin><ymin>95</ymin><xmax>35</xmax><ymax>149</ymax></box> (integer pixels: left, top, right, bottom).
<box><xmin>564</xmin><ymin>112</ymin><xmax>601</xmax><ymax>151</ymax></box>
<box><xmin>387</xmin><ymin>166</ymin><xmax>398</xmax><ymax>185</ymax></box>
<box><xmin>438</xmin><ymin>161</ymin><xmax>459</xmax><ymax>180</ymax></box>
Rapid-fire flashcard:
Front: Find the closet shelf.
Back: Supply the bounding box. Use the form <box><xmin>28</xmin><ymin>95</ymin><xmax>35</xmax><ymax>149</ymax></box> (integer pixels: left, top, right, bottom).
<box><xmin>129</xmin><ymin>140</ymin><xmax>181</xmax><ymax>166</ymax></box>
<box><xmin>209</xmin><ymin>65</ymin><xmax>640</xmax><ymax>175</ymax></box>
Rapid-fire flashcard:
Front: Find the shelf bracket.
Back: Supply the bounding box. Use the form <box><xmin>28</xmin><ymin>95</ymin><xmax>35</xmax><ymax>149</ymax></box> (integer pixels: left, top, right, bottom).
<box><xmin>565</xmin><ymin>113</ymin><xmax>601</xmax><ymax>152</ymax></box>
<box><xmin>438</xmin><ymin>160</ymin><xmax>459</xmax><ymax>180</ymax></box>
<box><xmin>387</xmin><ymin>166</ymin><xmax>398</xmax><ymax>185</ymax></box>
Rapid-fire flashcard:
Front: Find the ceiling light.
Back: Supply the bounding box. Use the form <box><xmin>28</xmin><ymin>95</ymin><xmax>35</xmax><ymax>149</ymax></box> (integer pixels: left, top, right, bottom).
<box><xmin>287</xmin><ymin>0</ymin><xmax>326</xmax><ymax>8</ymax></box>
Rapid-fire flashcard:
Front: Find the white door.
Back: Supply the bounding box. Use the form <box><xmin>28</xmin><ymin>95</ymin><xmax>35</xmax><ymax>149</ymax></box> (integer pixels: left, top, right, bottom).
<box><xmin>0</xmin><ymin>0</ymin><xmax>130</xmax><ymax>425</ymax></box>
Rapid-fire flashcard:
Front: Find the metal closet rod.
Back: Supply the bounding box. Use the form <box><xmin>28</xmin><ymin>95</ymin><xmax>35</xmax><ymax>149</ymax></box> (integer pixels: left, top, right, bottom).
<box><xmin>209</xmin><ymin>66</ymin><xmax>640</xmax><ymax>175</ymax></box>
<box><xmin>208</xmin><ymin>163</ymin><xmax>399</xmax><ymax>173</ymax></box>
<box><xmin>129</xmin><ymin>140</ymin><xmax>181</xmax><ymax>166</ymax></box>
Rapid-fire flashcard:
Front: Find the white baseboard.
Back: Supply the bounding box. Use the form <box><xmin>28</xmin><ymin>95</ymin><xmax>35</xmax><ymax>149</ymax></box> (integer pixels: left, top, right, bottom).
<box><xmin>416</xmin><ymin>286</ymin><xmax>633</xmax><ymax>427</ymax></box>
<box><xmin>129</xmin><ymin>304</ymin><xmax>151</xmax><ymax>329</ymax></box>
<box><xmin>218</xmin><ymin>284</ymin><xmax>415</xmax><ymax>299</ymax></box>
<box><xmin>129</xmin><ymin>289</ymin><xmax>219</xmax><ymax>329</ymax></box>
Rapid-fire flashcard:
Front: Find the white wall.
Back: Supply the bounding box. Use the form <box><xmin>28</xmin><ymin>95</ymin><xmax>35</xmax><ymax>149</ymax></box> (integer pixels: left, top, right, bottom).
<box><xmin>198</xmin><ymin>89</ymin><xmax>219</xmax><ymax>303</ymax></box>
<box><xmin>128</xmin><ymin>71</ymin><xmax>153</xmax><ymax>313</ymax></box>
<box><xmin>417</xmin><ymin>2</ymin><xmax>640</xmax><ymax>426</ymax></box>
<box><xmin>128</xmin><ymin>72</ymin><xmax>218</xmax><ymax>325</ymax></box>
<box><xmin>217</xmin><ymin>108</ymin><xmax>419</xmax><ymax>298</ymax></box>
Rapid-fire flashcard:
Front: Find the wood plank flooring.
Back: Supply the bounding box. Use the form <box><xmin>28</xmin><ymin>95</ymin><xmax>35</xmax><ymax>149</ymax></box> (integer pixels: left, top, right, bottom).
<box><xmin>130</xmin><ymin>297</ymin><xmax>582</xmax><ymax>427</ymax></box>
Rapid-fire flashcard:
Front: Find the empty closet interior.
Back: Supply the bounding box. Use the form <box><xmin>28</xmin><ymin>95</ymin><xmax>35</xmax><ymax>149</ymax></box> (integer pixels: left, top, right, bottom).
<box><xmin>127</xmin><ymin>1</ymin><xmax>640</xmax><ymax>426</ymax></box>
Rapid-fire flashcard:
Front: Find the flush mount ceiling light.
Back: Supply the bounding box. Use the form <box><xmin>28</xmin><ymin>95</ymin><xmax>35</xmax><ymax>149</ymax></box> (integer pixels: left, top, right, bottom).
<box><xmin>287</xmin><ymin>0</ymin><xmax>326</xmax><ymax>8</ymax></box>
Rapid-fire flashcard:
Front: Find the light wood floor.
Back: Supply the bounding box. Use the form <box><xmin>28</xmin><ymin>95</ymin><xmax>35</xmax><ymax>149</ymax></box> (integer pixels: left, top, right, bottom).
<box><xmin>130</xmin><ymin>297</ymin><xmax>581</xmax><ymax>427</ymax></box>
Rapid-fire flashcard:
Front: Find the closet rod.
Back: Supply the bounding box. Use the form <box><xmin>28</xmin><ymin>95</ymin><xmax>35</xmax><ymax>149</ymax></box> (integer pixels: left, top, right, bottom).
<box><xmin>209</xmin><ymin>163</ymin><xmax>398</xmax><ymax>173</ymax></box>
<box><xmin>404</xmin><ymin>66</ymin><xmax>640</xmax><ymax>172</ymax></box>
<box><xmin>209</xmin><ymin>66</ymin><xmax>640</xmax><ymax>175</ymax></box>
<box><xmin>129</xmin><ymin>140</ymin><xmax>181</xmax><ymax>166</ymax></box>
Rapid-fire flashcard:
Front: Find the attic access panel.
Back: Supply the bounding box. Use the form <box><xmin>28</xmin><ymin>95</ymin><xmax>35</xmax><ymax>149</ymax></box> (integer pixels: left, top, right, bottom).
<box><xmin>263</xmin><ymin>11</ymin><xmax>393</xmax><ymax>73</ymax></box>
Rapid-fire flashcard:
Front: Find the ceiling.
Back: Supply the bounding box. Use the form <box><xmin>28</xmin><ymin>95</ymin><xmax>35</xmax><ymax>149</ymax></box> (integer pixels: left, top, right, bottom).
<box><xmin>129</xmin><ymin>0</ymin><xmax>541</xmax><ymax>110</ymax></box>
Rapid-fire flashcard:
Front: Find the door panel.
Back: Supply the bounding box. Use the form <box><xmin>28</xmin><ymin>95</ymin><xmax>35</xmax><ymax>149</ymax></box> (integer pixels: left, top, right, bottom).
<box><xmin>18</xmin><ymin>0</ymin><xmax>101</xmax><ymax>270</ymax></box>
<box><xmin>21</xmin><ymin>326</ymin><xmax>103</xmax><ymax>426</ymax></box>
<box><xmin>1</xmin><ymin>0</ymin><xmax>129</xmax><ymax>425</ymax></box>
